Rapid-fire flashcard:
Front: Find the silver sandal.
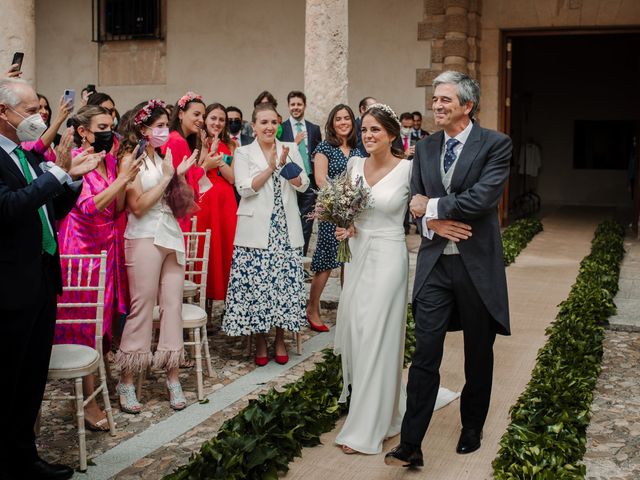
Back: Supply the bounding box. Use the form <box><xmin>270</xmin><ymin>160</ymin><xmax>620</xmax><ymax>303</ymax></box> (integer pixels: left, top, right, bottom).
<box><xmin>116</xmin><ymin>382</ymin><xmax>142</xmax><ymax>414</ymax></box>
<box><xmin>166</xmin><ymin>381</ymin><xmax>187</xmax><ymax>410</ymax></box>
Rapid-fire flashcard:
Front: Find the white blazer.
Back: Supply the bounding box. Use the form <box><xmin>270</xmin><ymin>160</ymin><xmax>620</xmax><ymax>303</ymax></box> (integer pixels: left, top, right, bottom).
<box><xmin>233</xmin><ymin>139</ymin><xmax>310</xmax><ymax>249</ymax></box>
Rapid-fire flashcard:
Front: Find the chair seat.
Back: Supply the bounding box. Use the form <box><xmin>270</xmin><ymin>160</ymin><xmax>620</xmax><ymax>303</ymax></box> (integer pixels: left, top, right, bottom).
<box><xmin>183</xmin><ymin>280</ymin><xmax>198</xmax><ymax>297</ymax></box>
<box><xmin>48</xmin><ymin>344</ymin><xmax>100</xmax><ymax>379</ymax></box>
<box><xmin>152</xmin><ymin>303</ymin><xmax>207</xmax><ymax>328</ymax></box>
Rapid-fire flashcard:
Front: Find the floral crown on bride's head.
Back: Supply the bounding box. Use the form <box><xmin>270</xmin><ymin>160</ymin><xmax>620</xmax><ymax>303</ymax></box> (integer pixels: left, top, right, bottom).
<box><xmin>134</xmin><ymin>99</ymin><xmax>166</xmax><ymax>126</ymax></box>
<box><xmin>365</xmin><ymin>103</ymin><xmax>401</xmax><ymax>127</ymax></box>
<box><xmin>177</xmin><ymin>91</ymin><xmax>203</xmax><ymax>109</ymax></box>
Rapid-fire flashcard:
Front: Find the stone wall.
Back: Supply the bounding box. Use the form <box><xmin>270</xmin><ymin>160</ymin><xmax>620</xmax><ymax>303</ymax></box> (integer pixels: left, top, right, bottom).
<box><xmin>416</xmin><ymin>0</ymin><xmax>482</xmax><ymax>131</ymax></box>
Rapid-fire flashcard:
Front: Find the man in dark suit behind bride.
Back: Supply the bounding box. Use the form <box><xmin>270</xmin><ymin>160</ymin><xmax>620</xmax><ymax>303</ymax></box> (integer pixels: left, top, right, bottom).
<box><xmin>385</xmin><ymin>70</ymin><xmax>512</xmax><ymax>468</ymax></box>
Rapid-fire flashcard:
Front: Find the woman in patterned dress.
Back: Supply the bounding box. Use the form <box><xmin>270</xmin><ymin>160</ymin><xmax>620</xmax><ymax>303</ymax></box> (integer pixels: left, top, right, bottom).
<box><xmin>306</xmin><ymin>104</ymin><xmax>362</xmax><ymax>331</ymax></box>
<box><xmin>223</xmin><ymin>103</ymin><xmax>309</xmax><ymax>366</ymax></box>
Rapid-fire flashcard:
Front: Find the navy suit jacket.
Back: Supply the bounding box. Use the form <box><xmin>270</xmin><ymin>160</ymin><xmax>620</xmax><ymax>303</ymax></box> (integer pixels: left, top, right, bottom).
<box><xmin>0</xmin><ymin>146</ymin><xmax>79</xmax><ymax>309</ymax></box>
<box><xmin>411</xmin><ymin>124</ymin><xmax>512</xmax><ymax>335</ymax></box>
<box><xmin>280</xmin><ymin>119</ymin><xmax>322</xmax><ymax>169</ymax></box>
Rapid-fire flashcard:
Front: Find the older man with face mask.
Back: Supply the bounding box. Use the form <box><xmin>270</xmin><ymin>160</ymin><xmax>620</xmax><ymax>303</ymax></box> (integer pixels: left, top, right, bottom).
<box><xmin>0</xmin><ymin>77</ymin><xmax>99</xmax><ymax>479</ymax></box>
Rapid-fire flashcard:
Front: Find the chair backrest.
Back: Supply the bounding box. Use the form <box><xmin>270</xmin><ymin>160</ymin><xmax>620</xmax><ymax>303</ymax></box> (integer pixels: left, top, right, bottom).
<box><xmin>56</xmin><ymin>251</ymin><xmax>107</xmax><ymax>356</ymax></box>
<box><xmin>186</xmin><ymin>216</ymin><xmax>198</xmax><ymax>282</ymax></box>
<box><xmin>183</xmin><ymin>229</ymin><xmax>211</xmax><ymax>309</ymax></box>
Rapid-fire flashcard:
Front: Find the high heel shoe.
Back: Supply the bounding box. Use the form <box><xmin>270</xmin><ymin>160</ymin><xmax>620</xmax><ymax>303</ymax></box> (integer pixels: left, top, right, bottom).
<box><xmin>274</xmin><ymin>354</ymin><xmax>289</xmax><ymax>365</ymax></box>
<box><xmin>166</xmin><ymin>381</ymin><xmax>187</xmax><ymax>410</ymax></box>
<box><xmin>116</xmin><ymin>382</ymin><xmax>141</xmax><ymax>414</ymax></box>
<box><xmin>307</xmin><ymin>317</ymin><xmax>330</xmax><ymax>332</ymax></box>
<box><xmin>255</xmin><ymin>355</ymin><xmax>269</xmax><ymax>366</ymax></box>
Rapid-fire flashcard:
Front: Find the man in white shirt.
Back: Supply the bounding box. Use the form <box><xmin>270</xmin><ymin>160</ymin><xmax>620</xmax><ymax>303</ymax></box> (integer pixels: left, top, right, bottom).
<box><xmin>0</xmin><ymin>77</ymin><xmax>99</xmax><ymax>479</ymax></box>
<box><xmin>280</xmin><ymin>91</ymin><xmax>322</xmax><ymax>256</ymax></box>
<box><xmin>386</xmin><ymin>71</ymin><xmax>512</xmax><ymax>469</ymax></box>
<box><xmin>399</xmin><ymin>112</ymin><xmax>416</xmax><ymax>159</ymax></box>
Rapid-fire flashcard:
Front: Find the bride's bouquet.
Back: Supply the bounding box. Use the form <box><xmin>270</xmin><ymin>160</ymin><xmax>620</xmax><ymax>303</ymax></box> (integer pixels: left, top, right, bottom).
<box><xmin>308</xmin><ymin>170</ymin><xmax>373</xmax><ymax>263</ymax></box>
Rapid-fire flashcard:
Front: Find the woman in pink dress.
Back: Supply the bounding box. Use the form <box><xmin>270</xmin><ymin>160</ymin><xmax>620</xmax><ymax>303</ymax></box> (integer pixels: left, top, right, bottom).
<box><xmin>196</xmin><ymin>103</ymin><xmax>237</xmax><ymax>303</ymax></box>
<box><xmin>54</xmin><ymin>105</ymin><xmax>140</xmax><ymax>430</ymax></box>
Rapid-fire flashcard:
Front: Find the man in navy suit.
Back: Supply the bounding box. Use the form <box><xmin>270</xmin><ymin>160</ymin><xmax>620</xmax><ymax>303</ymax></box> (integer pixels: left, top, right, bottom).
<box><xmin>0</xmin><ymin>78</ymin><xmax>99</xmax><ymax>479</ymax></box>
<box><xmin>226</xmin><ymin>106</ymin><xmax>254</xmax><ymax>148</ymax></box>
<box><xmin>280</xmin><ymin>91</ymin><xmax>322</xmax><ymax>256</ymax></box>
<box><xmin>386</xmin><ymin>71</ymin><xmax>512</xmax><ymax>468</ymax></box>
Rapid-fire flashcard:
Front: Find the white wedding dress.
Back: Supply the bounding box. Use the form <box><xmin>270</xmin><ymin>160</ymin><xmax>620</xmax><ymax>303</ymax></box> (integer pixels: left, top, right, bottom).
<box><xmin>334</xmin><ymin>156</ymin><xmax>459</xmax><ymax>455</ymax></box>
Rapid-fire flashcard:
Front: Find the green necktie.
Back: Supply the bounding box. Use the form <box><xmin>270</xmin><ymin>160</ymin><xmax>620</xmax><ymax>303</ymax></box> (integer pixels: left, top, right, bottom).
<box><xmin>296</xmin><ymin>121</ymin><xmax>311</xmax><ymax>175</ymax></box>
<box><xmin>14</xmin><ymin>146</ymin><xmax>57</xmax><ymax>255</ymax></box>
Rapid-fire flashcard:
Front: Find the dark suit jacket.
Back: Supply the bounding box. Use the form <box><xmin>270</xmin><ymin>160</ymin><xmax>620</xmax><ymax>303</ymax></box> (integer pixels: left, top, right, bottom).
<box><xmin>411</xmin><ymin>124</ymin><xmax>512</xmax><ymax>335</ymax></box>
<box><xmin>280</xmin><ymin>118</ymin><xmax>322</xmax><ymax>164</ymax></box>
<box><xmin>240</xmin><ymin>133</ymin><xmax>254</xmax><ymax>146</ymax></box>
<box><xmin>0</xmin><ymin>146</ymin><xmax>80</xmax><ymax>309</ymax></box>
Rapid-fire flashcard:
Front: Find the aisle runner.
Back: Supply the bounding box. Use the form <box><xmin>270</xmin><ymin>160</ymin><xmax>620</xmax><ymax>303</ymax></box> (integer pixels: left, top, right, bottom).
<box><xmin>283</xmin><ymin>209</ymin><xmax>604</xmax><ymax>480</ymax></box>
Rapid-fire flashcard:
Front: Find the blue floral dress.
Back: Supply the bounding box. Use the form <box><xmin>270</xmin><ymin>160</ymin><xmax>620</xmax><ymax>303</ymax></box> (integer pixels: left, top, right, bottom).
<box><xmin>223</xmin><ymin>171</ymin><xmax>306</xmax><ymax>335</ymax></box>
<box><xmin>311</xmin><ymin>142</ymin><xmax>363</xmax><ymax>273</ymax></box>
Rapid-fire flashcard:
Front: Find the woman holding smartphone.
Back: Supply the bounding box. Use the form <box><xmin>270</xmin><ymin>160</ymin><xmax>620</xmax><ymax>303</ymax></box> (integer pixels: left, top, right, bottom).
<box><xmin>196</xmin><ymin>103</ymin><xmax>237</xmax><ymax>305</ymax></box>
<box><xmin>114</xmin><ymin>100</ymin><xmax>198</xmax><ymax>412</ymax></box>
<box><xmin>54</xmin><ymin>105</ymin><xmax>139</xmax><ymax>430</ymax></box>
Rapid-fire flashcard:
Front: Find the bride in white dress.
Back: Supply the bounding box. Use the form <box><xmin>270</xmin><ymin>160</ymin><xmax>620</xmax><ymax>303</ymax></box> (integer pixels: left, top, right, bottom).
<box><xmin>334</xmin><ymin>104</ymin><xmax>458</xmax><ymax>455</ymax></box>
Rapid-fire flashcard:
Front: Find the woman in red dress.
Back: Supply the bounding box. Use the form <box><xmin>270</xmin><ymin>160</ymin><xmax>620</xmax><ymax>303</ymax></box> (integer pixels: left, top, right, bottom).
<box><xmin>161</xmin><ymin>91</ymin><xmax>206</xmax><ymax>231</ymax></box>
<box><xmin>197</xmin><ymin>103</ymin><xmax>238</xmax><ymax>303</ymax></box>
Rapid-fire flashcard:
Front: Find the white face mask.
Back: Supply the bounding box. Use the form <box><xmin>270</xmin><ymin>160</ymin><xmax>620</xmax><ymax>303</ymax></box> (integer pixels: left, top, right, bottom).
<box><xmin>9</xmin><ymin>108</ymin><xmax>48</xmax><ymax>142</ymax></box>
<box><xmin>148</xmin><ymin>127</ymin><xmax>169</xmax><ymax>148</ymax></box>
<box><xmin>400</xmin><ymin>127</ymin><xmax>412</xmax><ymax>137</ymax></box>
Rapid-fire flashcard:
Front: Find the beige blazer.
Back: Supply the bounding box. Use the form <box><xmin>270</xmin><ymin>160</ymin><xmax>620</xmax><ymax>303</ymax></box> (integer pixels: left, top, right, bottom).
<box><xmin>233</xmin><ymin>139</ymin><xmax>310</xmax><ymax>249</ymax></box>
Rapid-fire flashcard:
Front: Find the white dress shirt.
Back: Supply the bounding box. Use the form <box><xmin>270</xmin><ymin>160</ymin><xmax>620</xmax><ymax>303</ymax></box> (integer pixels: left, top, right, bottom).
<box><xmin>421</xmin><ymin>121</ymin><xmax>474</xmax><ymax>244</ymax></box>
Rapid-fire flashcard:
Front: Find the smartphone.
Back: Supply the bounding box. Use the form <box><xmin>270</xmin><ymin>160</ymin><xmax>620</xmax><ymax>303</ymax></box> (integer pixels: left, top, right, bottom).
<box><xmin>136</xmin><ymin>138</ymin><xmax>148</xmax><ymax>158</ymax></box>
<box><xmin>10</xmin><ymin>52</ymin><xmax>24</xmax><ymax>72</ymax></box>
<box><xmin>63</xmin><ymin>89</ymin><xmax>76</xmax><ymax>112</ymax></box>
<box><xmin>86</xmin><ymin>84</ymin><xmax>96</xmax><ymax>94</ymax></box>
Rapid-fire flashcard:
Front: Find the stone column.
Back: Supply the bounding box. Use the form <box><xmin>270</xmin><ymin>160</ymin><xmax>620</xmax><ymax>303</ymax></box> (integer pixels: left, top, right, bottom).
<box><xmin>304</xmin><ymin>0</ymin><xmax>348</xmax><ymax>125</ymax></box>
<box><xmin>0</xmin><ymin>0</ymin><xmax>36</xmax><ymax>85</ymax></box>
<box><xmin>416</xmin><ymin>0</ymin><xmax>482</xmax><ymax>131</ymax></box>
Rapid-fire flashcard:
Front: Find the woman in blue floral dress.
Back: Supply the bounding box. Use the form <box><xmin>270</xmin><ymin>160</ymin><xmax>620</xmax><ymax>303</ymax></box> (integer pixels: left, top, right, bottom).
<box><xmin>223</xmin><ymin>103</ymin><xmax>310</xmax><ymax>365</ymax></box>
<box><xmin>306</xmin><ymin>104</ymin><xmax>363</xmax><ymax>331</ymax></box>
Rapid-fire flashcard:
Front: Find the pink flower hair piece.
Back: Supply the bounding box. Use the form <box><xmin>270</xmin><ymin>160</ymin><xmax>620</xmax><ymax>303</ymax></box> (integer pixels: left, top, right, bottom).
<box><xmin>177</xmin><ymin>91</ymin><xmax>202</xmax><ymax>110</ymax></box>
<box><xmin>134</xmin><ymin>99</ymin><xmax>167</xmax><ymax>126</ymax></box>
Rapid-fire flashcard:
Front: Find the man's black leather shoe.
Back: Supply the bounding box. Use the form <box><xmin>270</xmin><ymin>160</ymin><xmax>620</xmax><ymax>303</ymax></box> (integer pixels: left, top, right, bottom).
<box><xmin>456</xmin><ymin>428</ymin><xmax>482</xmax><ymax>454</ymax></box>
<box><xmin>384</xmin><ymin>443</ymin><xmax>424</xmax><ymax>468</ymax></box>
<box><xmin>24</xmin><ymin>458</ymin><xmax>74</xmax><ymax>479</ymax></box>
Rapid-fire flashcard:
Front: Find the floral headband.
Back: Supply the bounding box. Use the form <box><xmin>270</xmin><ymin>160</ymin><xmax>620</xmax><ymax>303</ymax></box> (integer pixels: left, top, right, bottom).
<box><xmin>366</xmin><ymin>103</ymin><xmax>401</xmax><ymax>127</ymax></box>
<box><xmin>134</xmin><ymin>99</ymin><xmax>166</xmax><ymax>126</ymax></box>
<box><xmin>177</xmin><ymin>91</ymin><xmax>203</xmax><ymax>109</ymax></box>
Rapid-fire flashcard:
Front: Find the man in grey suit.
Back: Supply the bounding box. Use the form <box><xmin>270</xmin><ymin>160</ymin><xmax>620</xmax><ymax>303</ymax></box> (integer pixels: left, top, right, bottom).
<box><xmin>386</xmin><ymin>71</ymin><xmax>512</xmax><ymax>468</ymax></box>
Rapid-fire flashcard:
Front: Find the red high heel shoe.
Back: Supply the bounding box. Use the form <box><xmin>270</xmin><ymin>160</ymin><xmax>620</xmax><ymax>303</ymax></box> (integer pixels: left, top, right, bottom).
<box><xmin>307</xmin><ymin>317</ymin><xmax>330</xmax><ymax>332</ymax></box>
<box><xmin>255</xmin><ymin>355</ymin><xmax>268</xmax><ymax>366</ymax></box>
<box><xmin>274</xmin><ymin>354</ymin><xmax>289</xmax><ymax>365</ymax></box>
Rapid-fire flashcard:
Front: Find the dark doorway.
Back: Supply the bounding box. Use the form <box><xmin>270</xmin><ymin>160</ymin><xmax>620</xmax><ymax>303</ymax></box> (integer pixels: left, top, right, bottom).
<box><xmin>502</xmin><ymin>31</ymin><xmax>640</xmax><ymax>221</ymax></box>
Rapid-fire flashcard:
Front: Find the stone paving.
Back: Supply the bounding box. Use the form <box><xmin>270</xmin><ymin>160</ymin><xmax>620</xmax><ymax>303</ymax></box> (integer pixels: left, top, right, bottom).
<box><xmin>584</xmin><ymin>236</ymin><xmax>640</xmax><ymax>480</ymax></box>
<box><xmin>584</xmin><ymin>331</ymin><xmax>640</xmax><ymax>480</ymax></box>
<box><xmin>38</xmin><ymin>303</ymin><xmax>335</xmax><ymax>475</ymax></box>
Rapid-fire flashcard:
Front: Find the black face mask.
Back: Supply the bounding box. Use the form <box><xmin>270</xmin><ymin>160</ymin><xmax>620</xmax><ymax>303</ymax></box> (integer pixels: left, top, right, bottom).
<box><xmin>91</xmin><ymin>130</ymin><xmax>114</xmax><ymax>153</ymax></box>
<box><xmin>228</xmin><ymin>119</ymin><xmax>242</xmax><ymax>135</ymax></box>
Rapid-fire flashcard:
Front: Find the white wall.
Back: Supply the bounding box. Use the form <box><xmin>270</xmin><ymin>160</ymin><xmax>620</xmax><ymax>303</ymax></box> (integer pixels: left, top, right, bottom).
<box><xmin>35</xmin><ymin>0</ymin><xmax>429</xmax><ymax>128</ymax></box>
<box><xmin>348</xmin><ymin>0</ymin><xmax>429</xmax><ymax>120</ymax></box>
<box><xmin>36</xmin><ymin>0</ymin><xmax>305</xmax><ymax>121</ymax></box>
